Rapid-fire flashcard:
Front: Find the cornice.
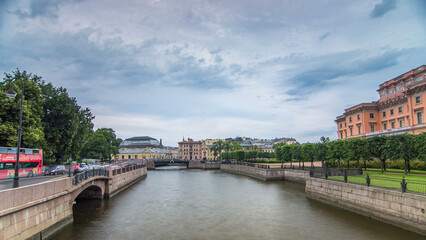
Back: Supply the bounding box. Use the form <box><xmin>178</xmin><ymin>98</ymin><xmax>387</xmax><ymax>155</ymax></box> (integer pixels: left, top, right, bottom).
<box><xmin>378</xmin><ymin>95</ymin><xmax>408</xmax><ymax>110</ymax></box>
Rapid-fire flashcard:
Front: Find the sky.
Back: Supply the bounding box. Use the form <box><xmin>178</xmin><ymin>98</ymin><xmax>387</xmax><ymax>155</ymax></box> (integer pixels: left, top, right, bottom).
<box><xmin>0</xmin><ymin>0</ymin><xmax>425</xmax><ymax>146</ymax></box>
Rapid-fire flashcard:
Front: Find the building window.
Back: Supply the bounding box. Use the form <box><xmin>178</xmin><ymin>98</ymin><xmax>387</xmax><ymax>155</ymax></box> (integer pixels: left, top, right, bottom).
<box><xmin>416</xmin><ymin>96</ymin><xmax>421</xmax><ymax>104</ymax></box>
<box><xmin>383</xmin><ymin>123</ymin><xmax>387</xmax><ymax>130</ymax></box>
<box><xmin>370</xmin><ymin>124</ymin><xmax>375</xmax><ymax>132</ymax></box>
<box><xmin>340</xmin><ymin>131</ymin><xmax>343</xmax><ymax>139</ymax></box>
<box><xmin>417</xmin><ymin>112</ymin><xmax>423</xmax><ymax>124</ymax></box>
<box><xmin>383</xmin><ymin>111</ymin><xmax>386</xmax><ymax>117</ymax></box>
<box><xmin>122</xmin><ymin>155</ymin><xmax>124</xmax><ymax>160</ymax></box>
<box><xmin>349</xmin><ymin>127</ymin><xmax>353</xmax><ymax>136</ymax></box>
<box><xmin>344</xmin><ymin>123</ymin><xmax>346</xmax><ymax>127</ymax></box>
<box><xmin>128</xmin><ymin>155</ymin><xmax>131</xmax><ymax>159</ymax></box>
<box><xmin>357</xmin><ymin>125</ymin><xmax>361</xmax><ymax>134</ymax></box>
<box><xmin>399</xmin><ymin>119</ymin><xmax>404</xmax><ymax>128</ymax></box>
<box><xmin>390</xmin><ymin>109</ymin><xmax>394</xmax><ymax>115</ymax></box>
<box><xmin>369</xmin><ymin>113</ymin><xmax>374</xmax><ymax>119</ymax></box>
<box><xmin>340</xmin><ymin>123</ymin><xmax>342</xmax><ymax>128</ymax></box>
<box><xmin>391</xmin><ymin>122</ymin><xmax>395</xmax><ymax>129</ymax></box>
<box><xmin>135</xmin><ymin>155</ymin><xmax>138</xmax><ymax>159</ymax></box>
<box><xmin>398</xmin><ymin>107</ymin><xmax>403</xmax><ymax>113</ymax></box>
<box><xmin>349</xmin><ymin>117</ymin><xmax>352</xmax><ymax>123</ymax></box>
<box><xmin>357</xmin><ymin>114</ymin><xmax>360</xmax><ymax>120</ymax></box>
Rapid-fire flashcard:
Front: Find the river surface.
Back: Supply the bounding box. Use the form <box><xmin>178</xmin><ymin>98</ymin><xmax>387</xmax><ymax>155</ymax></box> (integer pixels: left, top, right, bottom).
<box><xmin>51</xmin><ymin>167</ymin><xmax>424</xmax><ymax>240</ymax></box>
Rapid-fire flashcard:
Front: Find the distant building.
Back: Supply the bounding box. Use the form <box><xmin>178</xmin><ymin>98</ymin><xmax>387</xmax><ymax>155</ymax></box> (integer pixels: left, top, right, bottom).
<box><xmin>201</xmin><ymin>139</ymin><xmax>224</xmax><ymax>161</ymax></box>
<box><xmin>116</xmin><ymin>136</ymin><xmax>175</xmax><ymax>161</ymax></box>
<box><xmin>178</xmin><ymin>138</ymin><xmax>202</xmax><ymax>160</ymax></box>
<box><xmin>119</xmin><ymin>136</ymin><xmax>162</xmax><ymax>149</ymax></box>
<box><xmin>336</xmin><ymin>65</ymin><xmax>426</xmax><ymax>139</ymax></box>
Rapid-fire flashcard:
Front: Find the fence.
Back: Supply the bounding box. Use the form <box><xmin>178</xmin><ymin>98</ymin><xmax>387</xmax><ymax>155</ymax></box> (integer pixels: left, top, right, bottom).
<box><xmin>72</xmin><ymin>168</ymin><xmax>109</xmax><ymax>185</ymax></box>
<box><xmin>310</xmin><ymin>167</ymin><xmax>426</xmax><ymax>195</ymax></box>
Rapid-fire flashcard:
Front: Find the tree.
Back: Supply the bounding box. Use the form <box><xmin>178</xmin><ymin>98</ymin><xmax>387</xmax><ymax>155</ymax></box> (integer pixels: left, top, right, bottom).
<box><xmin>415</xmin><ymin>133</ymin><xmax>426</xmax><ymax>161</ymax></box>
<box><xmin>344</xmin><ymin>138</ymin><xmax>365</xmax><ymax>168</ymax></box>
<box><xmin>234</xmin><ymin>150</ymin><xmax>245</xmax><ymax>162</ymax></box>
<box><xmin>81</xmin><ymin>128</ymin><xmax>120</xmax><ymax>161</ymax></box>
<box><xmin>367</xmin><ymin>136</ymin><xmax>388</xmax><ymax>173</ymax></box>
<box><xmin>313</xmin><ymin>142</ymin><xmax>328</xmax><ymax>167</ymax></box>
<box><xmin>301</xmin><ymin>143</ymin><xmax>315</xmax><ymax>169</ymax></box>
<box><xmin>0</xmin><ymin>70</ymin><xmax>46</xmax><ymax>149</ymax></box>
<box><xmin>290</xmin><ymin>144</ymin><xmax>302</xmax><ymax>168</ymax></box>
<box><xmin>281</xmin><ymin>145</ymin><xmax>292</xmax><ymax>168</ymax></box>
<box><xmin>327</xmin><ymin>140</ymin><xmax>346</xmax><ymax>169</ymax></box>
<box><xmin>384</xmin><ymin>134</ymin><xmax>417</xmax><ymax>175</ymax></box>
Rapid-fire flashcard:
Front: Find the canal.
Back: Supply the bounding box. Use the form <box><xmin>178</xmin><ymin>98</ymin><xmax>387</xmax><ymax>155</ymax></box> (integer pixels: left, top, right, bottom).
<box><xmin>51</xmin><ymin>167</ymin><xmax>424</xmax><ymax>240</ymax></box>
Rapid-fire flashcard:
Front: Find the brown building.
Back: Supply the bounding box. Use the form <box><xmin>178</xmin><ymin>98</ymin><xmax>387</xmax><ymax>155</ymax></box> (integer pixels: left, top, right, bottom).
<box><xmin>178</xmin><ymin>138</ymin><xmax>202</xmax><ymax>160</ymax></box>
<box><xmin>336</xmin><ymin>65</ymin><xmax>426</xmax><ymax>139</ymax></box>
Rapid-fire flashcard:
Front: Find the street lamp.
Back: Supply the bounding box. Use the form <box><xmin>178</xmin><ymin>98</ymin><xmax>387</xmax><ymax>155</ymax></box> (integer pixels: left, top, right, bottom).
<box><xmin>5</xmin><ymin>79</ymin><xmax>24</xmax><ymax>188</ymax></box>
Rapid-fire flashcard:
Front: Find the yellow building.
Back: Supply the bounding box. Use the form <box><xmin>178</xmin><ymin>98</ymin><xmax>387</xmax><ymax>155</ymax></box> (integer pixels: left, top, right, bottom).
<box><xmin>117</xmin><ymin>148</ymin><xmax>174</xmax><ymax>161</ymax></box>
<box><xmin>200</xmin><ymin>139</ymin><xmax>225</xmax><ymax>161</ymax></box>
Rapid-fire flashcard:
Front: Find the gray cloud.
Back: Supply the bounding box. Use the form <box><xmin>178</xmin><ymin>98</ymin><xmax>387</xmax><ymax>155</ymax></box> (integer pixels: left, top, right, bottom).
<box><xmin>370</xmin><ymin>0</ymin><xmax>397</xmax><ymax>18</ymax></box>
<box><xmin>283</xmin><ymin>49</ymin><xmax>406</xmax><ymax>96</ymax></box>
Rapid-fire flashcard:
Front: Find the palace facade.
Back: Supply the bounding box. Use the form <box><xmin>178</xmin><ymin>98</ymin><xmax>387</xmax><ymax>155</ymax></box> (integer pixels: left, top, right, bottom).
<box><xmin>336</xmin><ymin>65</ymin><xmax>426</xmax><ymax>139</ymax></box>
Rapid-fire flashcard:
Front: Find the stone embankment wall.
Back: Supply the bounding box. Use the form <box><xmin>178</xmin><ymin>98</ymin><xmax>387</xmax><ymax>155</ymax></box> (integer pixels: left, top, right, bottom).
<box><xmin>108</xmin><ymin>166</ymin><xmax>147</xmax><ymax>197</ymax></box>
<box><xmin>0</xmin><ymin>177</ymin><xmax>73</xmax><ymax>240</ymax></box>
<box><xmin>188</xmin><ymin>161</ymin><xmax>220</xmax><ymax>169</ymax></box>
<box><xmin>305</xmin><ymin>178</ymin><xmax>426</xmax><ymax>235</ymax></box>
<box><xmin>220</xmin><ymin>164</ymin><xmax>308</xmax><ymax>182</ymax></box>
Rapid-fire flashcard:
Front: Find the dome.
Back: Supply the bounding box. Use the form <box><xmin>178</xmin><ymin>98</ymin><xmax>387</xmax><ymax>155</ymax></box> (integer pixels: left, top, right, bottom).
<box><xmin>119</xmin><ymin>136</ymin><xmax>160</xmax><ymax>148</ymax></box>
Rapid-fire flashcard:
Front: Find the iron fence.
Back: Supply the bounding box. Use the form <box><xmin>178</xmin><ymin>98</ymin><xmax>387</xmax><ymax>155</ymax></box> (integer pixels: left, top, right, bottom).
<box><xmin>310</xmin><ymin>168</ymin><xmax>426</xmax><ymax>195</ymax></box>
<box><xmin>72</xmin><ymin>168</ymin><xmax>109</xmax><ymax>185</ymax></box>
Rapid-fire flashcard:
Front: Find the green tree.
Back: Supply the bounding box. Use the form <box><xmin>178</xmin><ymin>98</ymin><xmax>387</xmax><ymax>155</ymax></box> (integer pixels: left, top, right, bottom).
<box><xmin>281</xmin><ymin>145</ymin><xmax>292</xmax><ymax>168</ymax></box>
<box><xmin>313</xmin><ymin>142</ymin><xmax>328</xmax><ymax>167</ymax></box>
<box><xmin>384</xmin><ymin>134</ymin><xmax>417</xmax><ymax>175</ymax></box>
<box><xmin>367</xmin><ymin>136</ymin><xmax>388</xmax><ymax>173</ymax></box>
<box><xmin>415</xmin><ymin>133</ymin><xmax>426</xmax><ymax>161</ymax></box>
<box><xmin>81</xmin><ymin>128</ymin><xmax>121</xmax><ymax>161</ymax></box>
<box><xmin>234</xmin><ymin>150</ymin><xmax>245</xmax><ymax>162</ymax></box>
<box><xmin>0</xmin><ymin>70</ymin><xmax>46</xmax><ymax>149</ymax></box>
<box><xmin>344</xmin><ymin>138</ymin><xmax>365</xmax><ymax>168</ymax></box>
<box><xmin>290</xmin><ymin>144</ymin><xmax>302</xmax><ymax>168</ymax></box>
<box><xmin>327</xmin><ymin>140</ymin><xmax>346</xmax><ymax>169</ymax></box>
<box><xmin>301</xmin><ymin>143</ymin><xmax>315</xmax><ymax>168</ymax></box>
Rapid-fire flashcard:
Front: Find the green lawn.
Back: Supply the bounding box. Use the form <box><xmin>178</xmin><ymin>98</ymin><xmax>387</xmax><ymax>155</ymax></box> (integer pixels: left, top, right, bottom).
<box><xmin>328</xmin><ymin>172</ymin><xmax>426</xmax><ymax>194</ymax></box>
<box><xmin>365</xmin><ymin>168</ymin><xmax>426</xmax><ymax>175</ymax></box>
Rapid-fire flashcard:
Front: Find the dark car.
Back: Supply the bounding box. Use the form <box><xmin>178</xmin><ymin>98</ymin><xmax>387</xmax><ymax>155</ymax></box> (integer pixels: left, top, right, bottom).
<box><xmin>44</xmin><ymin>165</ymin><xmax>66</xmax><ymax>175</ymax></box>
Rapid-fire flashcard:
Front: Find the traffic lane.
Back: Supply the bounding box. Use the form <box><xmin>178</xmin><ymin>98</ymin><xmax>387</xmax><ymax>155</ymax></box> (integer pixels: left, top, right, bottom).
<box><xmin>0</xmin><ymin>174</ymin><xmax>65</xmax><ymax>191</ymax></box>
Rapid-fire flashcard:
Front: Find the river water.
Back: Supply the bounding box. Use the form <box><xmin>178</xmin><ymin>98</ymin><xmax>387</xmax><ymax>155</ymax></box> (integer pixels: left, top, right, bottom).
<box><xmin>51</xmin><ymin>167</ymin><xmax>424</xmax><ymax>240</ymax></box>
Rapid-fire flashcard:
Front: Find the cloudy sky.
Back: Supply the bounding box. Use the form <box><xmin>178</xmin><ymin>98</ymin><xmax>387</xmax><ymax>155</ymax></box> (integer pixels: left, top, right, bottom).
<box><xmin>1</xmin><ymin>0</ymin><xmax>425</xmax><ymax>146</ymax></box>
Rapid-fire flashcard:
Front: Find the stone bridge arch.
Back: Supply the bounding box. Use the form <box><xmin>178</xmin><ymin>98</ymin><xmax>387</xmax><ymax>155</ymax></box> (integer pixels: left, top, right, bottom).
<box><xmin>71</xmin><ymin>176</ymin><xmax>110</xmax><ymax>202</ymax></box>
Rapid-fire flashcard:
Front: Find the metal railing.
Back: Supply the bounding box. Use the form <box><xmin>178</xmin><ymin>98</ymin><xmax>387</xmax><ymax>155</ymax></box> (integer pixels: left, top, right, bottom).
<box><xmin>310</xmin><ymin>168</ymin><xmax>426</xmax><ymax>195</ymax></box>
<box><xmin>72</xmin><ymin>168</ymin><xmax>109</xmax><ymax>185</ymax></box>
<box><xmin>309</xmin><ymin>167</ymin><xmax>363</xmax><ymax>179</ymax></box>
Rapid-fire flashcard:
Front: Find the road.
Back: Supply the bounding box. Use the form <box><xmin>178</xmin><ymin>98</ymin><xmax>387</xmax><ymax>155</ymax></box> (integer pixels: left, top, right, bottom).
<box><xmin>0</xmin><ymin>175</ymin><xmax>65</xmax><ymax>191</ymax></box>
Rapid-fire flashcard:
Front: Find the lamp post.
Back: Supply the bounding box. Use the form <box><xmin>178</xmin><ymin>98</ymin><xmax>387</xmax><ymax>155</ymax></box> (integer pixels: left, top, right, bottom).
<box><xmin>5</xmin><ymin>78</ymin><xmax>24</xmax><ymax>188</ymax></box>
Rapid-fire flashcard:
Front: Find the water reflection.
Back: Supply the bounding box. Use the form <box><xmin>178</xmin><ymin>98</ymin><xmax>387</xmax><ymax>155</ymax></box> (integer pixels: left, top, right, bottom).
<box><xmin>50</xmin><ymin>168</ymin><xmax>424</xmax><ymax>240</ymax></box>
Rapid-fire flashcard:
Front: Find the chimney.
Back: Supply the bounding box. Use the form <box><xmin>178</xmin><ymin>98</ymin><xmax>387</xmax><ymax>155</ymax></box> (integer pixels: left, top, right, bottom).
<box><xmin>160</xmin><ymin>139</ymin><xmax>163</xmax><ymax>147</ymax></box>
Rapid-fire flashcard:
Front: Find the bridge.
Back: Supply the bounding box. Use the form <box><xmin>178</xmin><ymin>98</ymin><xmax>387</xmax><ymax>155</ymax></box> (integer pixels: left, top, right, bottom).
<box><xmin>0</xmin><ymin>164</ymin><xmax>147</xmax><ymax>240</ymax></box>
<box><xmin>151</xmin><ymin>159</ymin><xmax>189</xmax><ymax>168</ymax></box>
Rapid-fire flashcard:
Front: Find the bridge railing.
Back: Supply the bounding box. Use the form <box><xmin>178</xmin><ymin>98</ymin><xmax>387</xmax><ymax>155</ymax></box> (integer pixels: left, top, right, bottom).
<box><xmin>72</xmin><ymin>168</ymin><xmax>109</xmax><ymax>185</ymax></box>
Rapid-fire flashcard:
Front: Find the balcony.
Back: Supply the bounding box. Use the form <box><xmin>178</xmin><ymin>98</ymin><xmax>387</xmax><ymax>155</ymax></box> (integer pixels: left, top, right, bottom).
<box><xmin>365</xmin><ymin>126</ymin><xmax>411</xmax><ymax>138</ymax></box>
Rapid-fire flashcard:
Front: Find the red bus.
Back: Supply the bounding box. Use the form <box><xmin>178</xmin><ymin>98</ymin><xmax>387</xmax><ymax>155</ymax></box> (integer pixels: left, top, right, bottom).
<box><xmin>0</xmin><ymin>147</ymin><xmax>43</xmax><ymax>179</ymax></box>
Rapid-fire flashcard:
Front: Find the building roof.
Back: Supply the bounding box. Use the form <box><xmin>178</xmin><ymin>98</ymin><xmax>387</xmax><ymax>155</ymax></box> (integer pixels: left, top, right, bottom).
<box><xmin>119</xmin><ymin>136</ymin><xmax>160</xmax><ymax>148</ymax></box>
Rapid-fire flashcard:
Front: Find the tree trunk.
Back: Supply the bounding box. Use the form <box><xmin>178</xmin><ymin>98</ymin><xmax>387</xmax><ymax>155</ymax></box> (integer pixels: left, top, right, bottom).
<box><xmin>404</xmin><ymin>159</ymin><xmax>408</xmax><ymax>175</ymax></box>
<box><xmin>364</xmin><ymin>160</ymin><xmax>367</xmax><ymax>170</ymax></box>
<box><xmin>381</xmin><ymin>159</ymin><xmax>385</xmax><ymax>173</ymax></box>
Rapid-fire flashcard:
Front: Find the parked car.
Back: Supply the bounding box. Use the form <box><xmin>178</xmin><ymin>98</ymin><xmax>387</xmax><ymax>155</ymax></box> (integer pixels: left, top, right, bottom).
<box><xmin>44</xmin><ymin>165</ymin><xmax>66</xmax><ymax>175</ymax></box>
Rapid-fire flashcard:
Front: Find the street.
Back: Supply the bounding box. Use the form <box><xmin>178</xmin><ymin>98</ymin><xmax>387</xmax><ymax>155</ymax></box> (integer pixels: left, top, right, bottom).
<box><xmin>0</xmin><ymin>175</ymin><xmax>65</xmax><ymax>191</ymax></box>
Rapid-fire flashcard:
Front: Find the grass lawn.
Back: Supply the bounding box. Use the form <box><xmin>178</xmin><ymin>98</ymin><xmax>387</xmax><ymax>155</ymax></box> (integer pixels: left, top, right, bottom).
<box><xmin>365</xmin><ymin>168</ymin><xmax>426</xmax><ymax>175</ymax></box>
<box><xmin>329</xmin><ymin>172</ymin><xmax>426</xmax><ymax>194</ymax></box>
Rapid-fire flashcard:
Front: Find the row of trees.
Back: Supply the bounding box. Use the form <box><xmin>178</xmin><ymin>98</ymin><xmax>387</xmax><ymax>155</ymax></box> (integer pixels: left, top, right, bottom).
<box><xmin>210</xmin><ymin>140</ymin><xmax>243</xmax><ymax>159</ymax></box>
<box><xmin>272</xmin><ymin>134</ymin><xmax>425</xmax><ymax>174</ymax></box>
<box><xmin>0</xmin><ymin>70</ymin><xmax>121</xmax><ymax>163</ymax></box>
<box><xmin>221</xmin><ymin>150</ymin><xmax>274</xmax><ymax>161</ymax></box>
